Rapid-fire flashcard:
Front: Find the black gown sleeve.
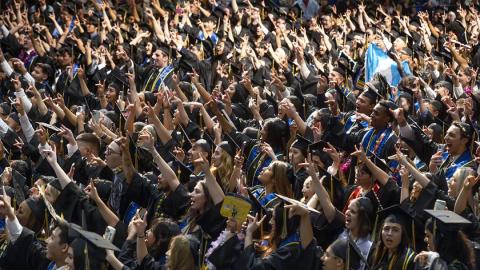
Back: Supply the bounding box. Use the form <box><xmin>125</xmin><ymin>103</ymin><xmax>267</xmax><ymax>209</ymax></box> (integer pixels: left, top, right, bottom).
<box><xmin>124</xmin><ymin>172</ymin><xmax>157</xmax><ymax>209</ymax></box>
<box><xmin>236</xmin><ymin>239</ymin><xmax>319</xmax><ymax>270</ymax></box>
<box><xmin>208</xmin><ymin>235</ymin><xmax>244</xmax><ymax>270</ymax></box>
<box><xmin>0</xmin><ymin>228</ymin><xmax>50</xmax><ymax>270</ymax></box>
<box><xmin>196</xmin><ymin>203</ymin><xmax>227</xmax><ymax>240</ymax></box>
<box><xmin>400</xmin><ymin>123</ymin><xmax>439</xmax><ymax>165</ymax></box>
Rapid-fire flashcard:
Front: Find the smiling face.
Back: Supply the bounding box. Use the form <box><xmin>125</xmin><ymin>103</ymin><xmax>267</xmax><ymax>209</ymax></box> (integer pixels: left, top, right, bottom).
<box><xmin>152</xmin><ymin>49</ymin><xmax>169</xmax><ymax>68</ymax></box>
<box><xmin>15</xmin><ymin>201</ymin><xmax>32</xmax><ymax>228</ymax></box>
<box><xmin>370</xmin><ymin>104</ymin><xmax>390</xmax><ymax>130</ymax></box>
<box><xmin>381</xmin><ymin>221</ymin><xmax>403</xmax><ymax>251</ymax></box>
<box><xmin>444</xmin><ymin>125</ymin><xmax>468</xmax><ymax>156</ymax></box>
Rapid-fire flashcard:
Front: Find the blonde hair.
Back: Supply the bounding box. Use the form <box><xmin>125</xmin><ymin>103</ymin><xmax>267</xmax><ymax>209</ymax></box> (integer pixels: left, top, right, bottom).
<box><xmin>167</xmin><ymin>235</ymin><xmax>195</xmax><ymax>270</ymax></box>
<box><xmin>212</xmin><ymin>150</ymin><xmax>235</xmax><ymax>192</ymax></box>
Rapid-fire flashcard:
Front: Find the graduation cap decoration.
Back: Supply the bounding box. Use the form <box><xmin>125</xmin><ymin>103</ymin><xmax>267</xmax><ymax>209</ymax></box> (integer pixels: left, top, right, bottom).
<box><xmin>220</xmin><ymin>194</ymin><xmax>252</xmax><ymax>223</ymax></box>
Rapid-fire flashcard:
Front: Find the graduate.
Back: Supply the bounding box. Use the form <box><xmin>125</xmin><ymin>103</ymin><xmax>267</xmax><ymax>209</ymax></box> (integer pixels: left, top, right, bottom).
<box><xmin>368</xmin><ymin>205</ymin><xmax>416</xmax><ymax>270</ymax></box>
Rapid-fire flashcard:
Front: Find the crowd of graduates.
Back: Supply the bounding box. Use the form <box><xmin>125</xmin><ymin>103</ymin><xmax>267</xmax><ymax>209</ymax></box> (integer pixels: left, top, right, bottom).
<box><xmin>0</xmin><ymin>0</ymin><xmax>480</xmax><ymax>269</ymax></box>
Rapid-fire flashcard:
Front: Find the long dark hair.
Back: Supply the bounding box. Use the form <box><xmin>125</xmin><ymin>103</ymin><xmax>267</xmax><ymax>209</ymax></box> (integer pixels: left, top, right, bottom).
<box><xmin>425</xmin><ymin>218</ymin><xmax>476</xmax><ymax>269</ymax></box>
<box><xmin>261</xmin><ymin>203</ymin><xmax>300</xmax><ymax>257</ymax></box>
<box><xmin>147</xmin><ymin>218</ymin><xmax>181</xmax><ymax>260</ymax></box>
<box><xmin>263</xmin><ymin>118</ymin><xmax>289</xmax><ymax>155</ymax></box>
<box><xmin>372</xmin><ymin>215</ymin><xmax>411</xmax><ymax>267</ymax></box>
<box><xmin>353</xmin><ymin>197</ymin><xmax>374</xmax><ymax>239</ymax></box>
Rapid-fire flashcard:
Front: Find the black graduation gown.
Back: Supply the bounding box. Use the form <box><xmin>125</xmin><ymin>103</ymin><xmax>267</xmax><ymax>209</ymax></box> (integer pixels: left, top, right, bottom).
<box><xmin>368</xmin><ymin>246</ymin><xmax>416</xmax><ymax>270</ymax></box>
<box><xmin>52</xmin><ymin>182</ymin><xmax>107</xmax><ymax>235</ymax></box>
<box><xmin>123</xmin><ymin>172</ymin><xmax>191</xmax><ymax>225</ymax></box>
<box><xmin>63</xmin><ymin>150</ymin><xmax>114</xmax><ymax>185</ymax></box>
<box><xmin>311</xmin><ymin>209</ymin><xmax>345</xmax><ymax>250</ymax></box>
<box><xmin>293</xmin><ymin>168</ymin><xmax>309</xmax><ymax>200</ymax></box>
<box><xmin>0</xmin><ymin>228</ymin><xmax>50</xmax><ymax>270</ymax></box>
<box><xmin>235</xmin><ymin>238</ymin><xmax>320</xmax><ymax>270</ymax></box>
<box><xmin>207</xmin><ymin>235</ymin><xmax>244</xmax><ymax>270</ymax></box>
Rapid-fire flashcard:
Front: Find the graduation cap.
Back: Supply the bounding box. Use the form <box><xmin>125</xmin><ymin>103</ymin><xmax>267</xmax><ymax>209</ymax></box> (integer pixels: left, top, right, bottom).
<box><xmin>218</xmin><ymin>141</ymin><xmax>235</xmax><ymax>158</ymax></box>
<box><xmin>291</xmin><ymin>135</ymin><xmax>310</xmax><ymax>157</ymax></box>
<box><xmin>156</xmin><ymin>42</ymin><xmax>171</xmax><ymax>58</ymax></box>
<box><xmin>11</xmin><ymin>169</ymin><xmax>26</xmax><ymax>204</ymax></box>
<box><xmin>275</xmin><ymin>193</ymin><xmax>321</xmax><ymax>214</ymax></box>
<box><xmin>220</xmin><ymin>194</ymin><xmax>252</xmax><ymax>223</ymax></box>
<box><xmin>25</xmin><ymin>197</ymin><xmax>47</xmax><ymax>226</ymax></box>
<box><xmin>68</xmin><ymin>222</ymin><xmax>120</xmax><ymax>251</ymax></box>
<box><xmin>308</xmin><ymin>140</ymin><xmax>333</xmax><ymax>168</ymax></box>
<box><xmin>106</xmin><ymin>68</ymin><xmax>129</xmax><ymax>93</ymax></box>
<box><xmin>37</xmin><ymin>122</ymin><xmax>62</xmax><ymax>133</ymax></box>
<box><xmin>68</xmin><ymin>222</ymin><xmax>120</xmax><ymax>270</ymax></box>
<box><xmin>377</xmin><ymin>204</ymin><xmax>414</xmax><ymax>234</ymax></box>
<box><xmin>365</xmin><ymin>73</ymin><xmax>390</xmax><ymax>100</ymax></box>
<box><xmin>424</xmin><ymin>209</ymin><xmax>471</xmax><ymax>237</ymax></box>
<box><xmin>329</xmin><ymin>238</ymin><xmax>368</xmax><ymax>270</ymax></box>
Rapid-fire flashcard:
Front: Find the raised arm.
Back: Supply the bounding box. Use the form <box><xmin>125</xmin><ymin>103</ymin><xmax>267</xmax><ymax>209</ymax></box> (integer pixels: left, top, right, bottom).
<box><xmin>84</xmin><ymin>181</ymin><xmax>119</xmax><ymax>227</ymax></box>
<box><xmin>197</xmin><ymin>153</ymin><xmax>224</xmax><ymax>205</ymax></box>
<box><xmin>303</xmin><ymin>156</ymin><xmax>336</xmax><ymax>223</ymax></box>
<box><xmin>139</xmin><ymin>130</ymin><xmax>180</xmax><ymax>192</ymax></box>
<box><xmin>351</xmin><ymin>145</ymin><xmax>389</xmax><ymax>186</ymax></box>
<box><xmin>454</xmin><ymin>175</ymin><xmax>479</xmax><ymax>214</ymax></box>
<box><xmin>43</xmin><ymin>144</ymin><xmax>72</xmax><ymax>189</ymax></box>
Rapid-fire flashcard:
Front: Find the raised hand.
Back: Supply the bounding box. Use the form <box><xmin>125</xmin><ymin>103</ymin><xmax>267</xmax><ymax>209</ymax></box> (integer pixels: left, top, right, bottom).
<box><xmin>245</xmin><ymin>213</ymin><xmax>266</xmax><ymax>234</ymax></box>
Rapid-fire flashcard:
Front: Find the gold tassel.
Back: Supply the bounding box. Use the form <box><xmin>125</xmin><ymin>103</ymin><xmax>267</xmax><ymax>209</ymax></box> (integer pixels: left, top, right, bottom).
<box><xmin>280</xmin><ymin>206</ymin><xmax>287</xmax><ymax>239</ymax></box>
<box><xmin>84</xmin><ymin>243</ymin><xmax>90</xmax><ymax>270</ymax></box>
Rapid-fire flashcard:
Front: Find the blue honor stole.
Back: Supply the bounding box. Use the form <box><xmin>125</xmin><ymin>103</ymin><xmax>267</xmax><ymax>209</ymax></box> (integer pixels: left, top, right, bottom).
<box><xmin>441</xmin><ymin>149</ymin><xmax>473</xmax><ymax>179</ymax></box>
<box><xmin>152</xmin><ymin>65</ymin><xmax>174</xmax><ymax>91</ymax></box>
<box><xmin>278</xmin><ymin>232</ymin><xmax>300</xmax><ymax>248</ymax></box>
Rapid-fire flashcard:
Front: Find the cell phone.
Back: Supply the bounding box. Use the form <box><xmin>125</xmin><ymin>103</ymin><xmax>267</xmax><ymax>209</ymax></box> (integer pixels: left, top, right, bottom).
<box><xmin>92</xmin><ymin>110</ymin><xmax>101</xmax><ymax>122</ymax></box>
<box><xmin>103</xmin><ymin>226</ymin><xmax>116</xmax><ymax>242</ymax></box>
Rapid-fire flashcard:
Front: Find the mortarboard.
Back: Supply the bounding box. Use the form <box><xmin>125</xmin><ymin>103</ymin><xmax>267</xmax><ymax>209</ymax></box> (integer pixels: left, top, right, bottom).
<box><xmin>365</xmin><ymin>73</ymin><xmax>390</xmax><ymax>100</ymax></box>
<box><xmin>290</xmin><ymin>135</ymin><xmax>311</xmax><ymax>157</ymax></box>
<box><xmin>424</xmin><ymin>209</ymin><xmax>471</xmax><ymax>234</ymax></box>
<box><xmin>37</xmin><ymin>122</ymin><xmax>62</xmax><ymax>133</ymax></box>
<box><xmin>25</xmin><ymin>197</ymin><xmax>46</xmax><ymax>225</ymax></box>
<box><xmin>218</xmin><ymin>141</ymin><xmax>235</xmax><ymax>158</ymax></box>
<box><xmin>156</xmin><ymin>42</ymin><xmax>171</xmax><ymax>58</ymax></box>
<box><xmin>106</xmin><ymin>68</ymin><xmax>129</xmax><ymax>92</ymax></box>
<box><xmin>308</xmin><ymin>140</ymin><xmax>333</xmax><ymax>168</ymax></box>
<box><xmin>330</xmin><ymin>237</ymin><xmax>368</xmax><ymax>270</ymax></box>
<box><xmin>11</xmin><ymin>169</ymin><xmax>26</xmax><ymax>204</ymax></box>
<box><xmin>68</xmin><ymin>222</ymin><xmax>120</xmax><ymax>251</ymax></box>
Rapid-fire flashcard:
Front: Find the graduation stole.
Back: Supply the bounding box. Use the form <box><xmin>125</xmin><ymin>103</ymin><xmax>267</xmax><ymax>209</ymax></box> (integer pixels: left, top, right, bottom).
<box><xmin>278</xmin><ymin>232</ymin><xmax>300</xmax><ymax>249</ymax></box>
<box><xmin>345</xmin><ymin>114</ymin><xmax>368</xmax><ymax>134</ymax></box>
<box><xmin>151</xmin><ymin>65</ymin><xmax>175</xmax><ymax>92</ymax></box>
<box><xmin>362</xmin><ymin>127</ymin><xmax>394</xmax><ymax>158</ymax></box>
<box><xmin>440</xmin><ymin>149</ymin><xmax>474</xmax><ymax>179</ymax></box>
<box><xmin>251</xmin><ymin>186</ymin><xmax>276</xmax><ymax>207</ymax></box>
<box><xmin>246</xmin><ymin>144</ymin><xmax>272</xmax><ymax>187</ymax></box>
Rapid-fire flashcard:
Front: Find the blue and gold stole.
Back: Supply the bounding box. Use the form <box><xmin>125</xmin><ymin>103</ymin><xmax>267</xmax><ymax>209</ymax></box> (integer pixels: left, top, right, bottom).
<box><xmin>440</xmin><ymin>149</ymin><xmax>474</xmax><ymax>179</ymax></box>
